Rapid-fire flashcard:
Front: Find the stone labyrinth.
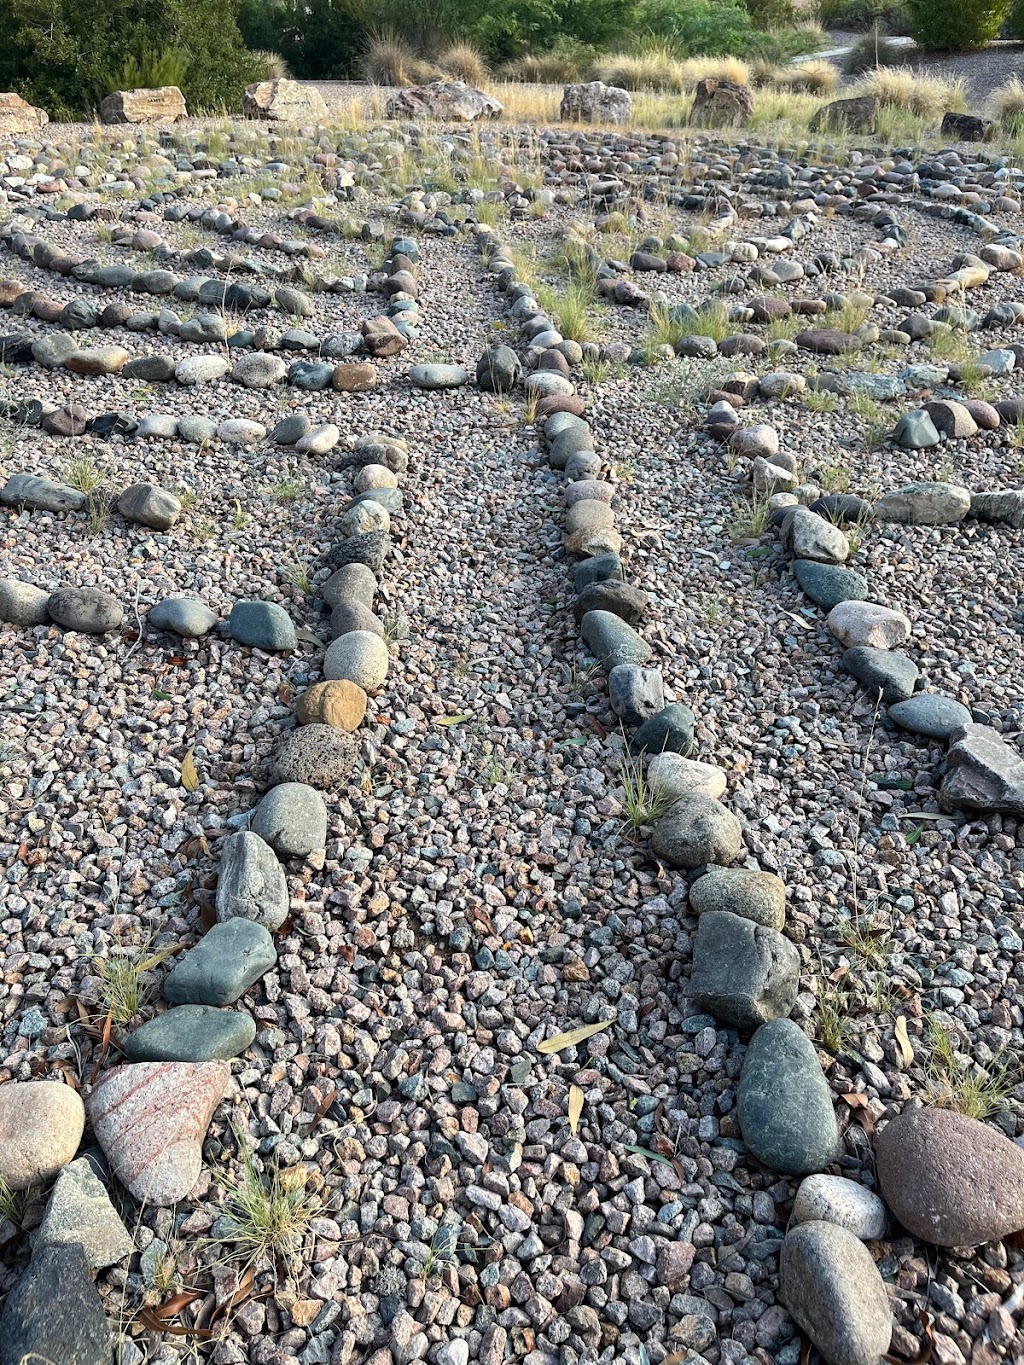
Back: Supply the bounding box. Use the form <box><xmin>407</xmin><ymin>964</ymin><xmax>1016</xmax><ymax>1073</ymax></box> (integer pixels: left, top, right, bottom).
<box><xmin>0</xmin><ymin>110</ymin><xmax>1023</xmax><ymax>1365</ymax></box>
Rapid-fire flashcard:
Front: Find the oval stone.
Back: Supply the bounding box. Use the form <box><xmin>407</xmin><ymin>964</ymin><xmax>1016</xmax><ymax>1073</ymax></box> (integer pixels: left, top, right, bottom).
<box><xmin>737</xmin><ymin>1017</ymin><xmax>841</xmax><ymax>1175</ymax></box>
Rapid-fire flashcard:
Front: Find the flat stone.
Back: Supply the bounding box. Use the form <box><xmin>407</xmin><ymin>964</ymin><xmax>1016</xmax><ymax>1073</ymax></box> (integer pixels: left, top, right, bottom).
<box><xmin>409</xmin><ymin>363</ymin><xmax>468</xmax><ymax>389</ymax></box>
<box><xmin>175</xmin><ymin>354</ymin><xmax>229</xmax><ymax>385</ymax></box>
<box><xmin>137</xmin><ymin>414</ymin><xmax>179</xmax><ymax>438</ymax></box>
<box><xmin>970</xmin><ymin>490</ymin><xmax>1024</xmax><ymax>528</ymax></box>
<box><xmin>324</xmin><ymin>630</ymin><xmax>389</xmax><ymax>689</ymax></box>
<box><xmin>296</xmin><ymin>423</ymin><xmax>340</xmax><ymax>456</ymax></box>
<box><xmin>48</xmin><ymin>587</ymin><xmax>123</xmax><ymax>634</ymax></box>
<box><xmin>888</xmin><ymin>694</ymin><xmax>972</xmax><ymax>740</ymax></box>
<box><xmin>124</xmin><ymin>354</ymin><xmax>176</xmax><ymax>382</ymax></box>
<box><xmin>35</xmin><ymin>1156</ymin><xmax>134</xmax><ymax>1268</ymax></box>
<box><xmin>295</xmin><ymin>679</ymin><xmax>367</xmax><ymax>731</ymax></box>
<box><xmin>117</xmin><ymin>482</ymin><xmax>181</xmax><ymax>530</ymax></box>
<box><xmin>215</xmin><ymin>830</ymin><xmax>288</xmax><ymax>929</ymax></box>
<box><xmin>228</xmin><ymin>600</ymin><xmax>296</xmax><ymax>652</ymax></box>
<box><xmin>608</xmin><ymin>665</ymin><xmax>664</xmax><ymax>725</ymax></box>
<box><xmin>874</xmin><ymin>481</ymin><xmax>971</xmax><ymax>525</ymax></box>
<box><xmin>164</xmin><ymin>919</ymin><xmax>277</xmax><ymax>1006</ymax></box>
<box><xmin>123</xmin><ymin>1006</ymin><xmax>256</xmax><ymax>1063</ymax></box>
<box><xmin>333</xmin><ymin>362</ymin><xmax>378</xmax><ymax>392</ymax></box>
<box><xmin>218</xmin><ymin>418</ymin><xmax>266</xmax><ymax>444</ymax></box>
<box><xmin>780</xmin><ymin>1221</ymin><xmax>892</xmax><ymax>1365</ymax></box>
<box><xmin>272</xmin><ymin>413</ymin><xmax>312</xmax><ymax>444</ymax></box>
<box><xmin>86</xmin><ymin>1061</ymin><xmax>229</xmax><ymax>1206</ymax></box>
<box><xmin>875</xmin><ymin>1106</ymin><xmax>1024</xmax><ymax>1247</ymax></box>
<box><xmin>266</xmin><ymin>725</ymin><xmax>358</xmax><ymax>789</ymax></box>
<box><xmin>631</xmin><ymin>703</ymin><xmax>695</xmax><ymax>757</ymax></box>
<box><xmin>689</xmin><ymin>867</ymin><xmax>785</xmax><ymax>929</ymax></box>
<box><xmin>729</xmin><ymin>423</ymin><xmax>779</xmax><ymax>460</ymax></box>
<box><xmin>149</xmin><ymin>597</ymin><xmax>217</xmax><ymax>638</ymax></box>
<box><xmin>1</xmin><ymin>473</ymin><xmax>85</xmax><ymax>513</ymax></box>
<box><xmin>842</xmin><ymin>647</ymin><xmax>919</xmax><ymax>703</ymax></box>
<box><xmin>827</xmin><ymin>601</ymin><xmax>911</xmax><ymax>650</ymax></box>
<box><xmin>572</xmin><ymin>553</ymin><xmax>623</xmax><ymax>591</ymax></box>
<box><xmin>737</xmin><ymin>1017</ymin><xmax>841</xmax><ymax>1175</ymax></box>
<box><xmin>809</xmin><ymin>493</ymin><xmax>872</xmax><ymax>525</ymax></box>
<box><xmin>0</xmin><ymin>579</ymin><xmax>50</xmax><ymax>625</ymax></box>
<box><xmin>251</xmin><ymin>783</ymin><xmax>327</xmax><ymax>858</ymax></box>
<box><xmin>646</xmin><ymin>754</ymin><xmax>727</xmax><ymax>802</ymax></box>
<box><xmin>0</xmin><ymin>1080</ymin><xmax>84</xmax><ymax>1190</ymax></box>
<box><xmin>231</xmin><ymin>352</ymin><xmax>287</xmax><ymax>388</ymax></box>
<box><xmin>792</xmin><ymin>561</ymin><xmax>868</xmax><ymax>611</ymax></box>
<box><xmin>940</xmin><ymin>723</ymin><xmax>1024</xmax><ymax>815</ymax></box>
<box><xmin>792</xmin><ymin>1175</ymin><xmax>887</xmax><ymax>1240</ymax></box>
<box><xmin>0</xmin><ymin>1244</ymin><xmax>112</xmax><ymax>1365</ymax></box>
<box><xmin>581</xmin><ymin>610</ymin><xmax>652</xmax><ymax>670</ymax></box>
<box><xmin>651</xmin><ymin>795</ymin><xmax>743</xmax><ymax>868</ymax></box>
<box><xmin>690</xmin><ymin>911</ymin><xmax>799</xmax><ymax>1033</ymax></box>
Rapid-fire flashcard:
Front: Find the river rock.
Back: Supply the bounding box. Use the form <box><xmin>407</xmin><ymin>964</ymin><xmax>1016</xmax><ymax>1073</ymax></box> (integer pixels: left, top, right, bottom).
<box><xmin>215</xmin><ymin>830</ymin><xmax>289</xmax><ymax>929</ymax></box>
<box><xmin>295</xmin><ymin>679</ymin><xmax>367</xmax><ymax>731</ymax></box>
<box><xmin>842</xmin><ymin>647</ymin><xmax>918</xmax><ymax>703</ymax></box>
<box><xmin>781</xmin><ymin>508</ymin><xmax>849</xmax><ymax>564</ymax></box>
<box><xmin>827</xmin><ymin>601</ymin><xmax>911</xmax><ymax>650</ymax></box>
<box><xmin>875</xmin><ymin>1106</ymin><xmax>1024</xmax><ymax>1246</ymax></box>
<box><xmin>780</xmin><ymin>1221</ymin><xmax>893</xmax><ymax>1365</ymax></box>
<box><xmin>651</xmin><ymin>796</ymin><xmax>743</xmax><ymax>868</ymax></box>
<box><xmin>874</xmin><ymin>481</ymin><xmax>971</xmax><ymax>524</ymax></box>
<box><xmin>792</xmin><ymin>1174</ymin><xmax>887</xmax><ymax>1240</ymax></box>
<box><xmin>117</xmin><ymin>481</ymin><xmax>181</xmax><ymax>530</ymax></box>
<box><xmin>124</xmin><ymin>1006</ymin><xmax>257</xmax><ymax>1063</ymax></box>
<box><xmin>580</xmin><ymin>609</ymin><xmax>652</xmax><ymax>670</ymax></box>
<box><xmin>608</xmin><ymin>664</ymin><xmax>663</xmax><ymax>724</ymax></box>
<box><xmin>690</xmin><ymin>910</ymin><xmax>799</xmax><ymax>1032</ymax></box>
<box><xmin>0</xmin><ymin>1081</ymin><xmax>84</xmax><ymax>1190</ymax></box>
<box><xmin>86</xmin><ymin>1061</ymin><xmax>229</xmax><ymax>1206</ymax></box>
<box><xmin>1</xmin><ymin>473</ymin><xmax>86</xmax><ymax>513</ymax></box>
<box><xmin>689</xmin><ymin>867</ymin><xmax>785</xmax><ymax>929</ymax></box>
<box><xmin>252</xmin><ymin>782</ymin><xmax>328</xmax><ymax>858</ymax></box>
<box><xmin>888</xmin><ymin>694</ymin><xmax>972</xmax><ymax>740</ymax></box>
<box><xmin>164</xmin><ymin>919</ymin><xmax>277</xmax><ymax>1006</ymax></box>
<box><xmin>47</xmin><ymin>587</ymin><xmax>123</xmax><ymax>634</ymax></box>
<box><xmin>0</xmin><ymin>579</ymin><xmax>50</xmax><ymax>625</ymax></box>
<box><xmin>324</xmin><ymin>629</ymin><xmax>389</xmax><ymax>689</ymax></box>
<box><xmin>646</xmin><ymin>754</ymin><xmax>727</xmax><ymax>802</ymax></box>
<box><xmin>148</xmin><ymin>596</ymin><xmax>217</xmax><ymax>637</ymax></box>
<box><xmin>792</xmin><ymin>560</ymin><xmax>868</xmax><ymax>611</ymax></box>
<box><xmin>738</xmin><ymin>1017</ymin><xmax>841</xmax><ymax>1174</ymax></box>
<box><xmin>228</xmin><ymin>600</ymin><xmax>296</xmax><ymax>652</ymax></box>
<box><xmin>266</xmin><ymin>725</ymin><xmax>358</xmax><ymax>789</ymax></box>
<box><xmin>631</xmin><ymin>703</ymin><xmax>695</xmax><ymax>756</ymax></box>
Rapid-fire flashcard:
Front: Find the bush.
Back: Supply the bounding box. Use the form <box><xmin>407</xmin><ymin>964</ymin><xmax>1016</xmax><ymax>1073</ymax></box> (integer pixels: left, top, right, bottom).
<box><xmin>361</xmin><ymin>30</ymin><xmax>416</xmax><ymax>83</ymax></box>
<box><xmin>249</xmin><ymin>49</ymin><xmax>292</xmax><ymax>79</ymax></box>
<box><xmin>118</xmin><ymin>46</ymin><xmax>188</xmax><ymax>89</ymax></box>
<box><xmin>758</xmin><ymin>56</ymin><xmax>839</xmax><ymax>90</ymax></box>
<box><xmin>590</xmin><ymin>45</ymin><xmax>685</xmax><ymax>89</ymax></box>
<box><xmin>745</xmin><ymin>0</ymin><xmax>798</xmax><ymax>25</ymax></box>
<box><xmin>906</xmin><ymin>0</ymin><xmax>1008</xmax><ymax>49</ymax></box>
<box><xmin>817</xmin><ymin>0</ymin><xmax>910</xmax><ymax>31</ymax></box>
<box><xmin>500</xmin><ymin>51</ymin><xmax>584</xmax><ymax>80</ymax></box>
<box><xmin>641</xmin><ymin>0</ymin><xmax>758</xmax><ymax>54</ymax></box>
<box><xmin>842</xmin><ymin>28</ymin><xmax>907</xmax><ymax>71</ymax></box>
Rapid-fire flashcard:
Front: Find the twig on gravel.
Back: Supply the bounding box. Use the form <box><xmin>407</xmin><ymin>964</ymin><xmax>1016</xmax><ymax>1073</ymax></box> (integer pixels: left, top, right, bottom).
<box><xmin>122</xmin><ymin>581</ymin><xmax>145</xmax><ymax>664</ymax></box>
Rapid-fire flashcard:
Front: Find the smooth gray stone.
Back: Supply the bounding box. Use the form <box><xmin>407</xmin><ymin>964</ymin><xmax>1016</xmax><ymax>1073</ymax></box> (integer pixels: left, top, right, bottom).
<box><xmin>322</xmin><ymin>563</ymin><xmax>377</xmax><ymax>610</ymax></box>
<box><xmin>1</xmin><ymin>473</ymin><xmax>86</xmax><ymax>513</ymax></box>
<box><xmin>689</xmin><ymin>867</ymin><xmax>786</xmax><ymax>929</ymax></box>
<box><xmin>177</xmin><ymin>415</ymin><xmax>218</xmax><ymax>444</ymax></box>
<box><xmin>123</xmin><ymin>1005</ymin><xmax>256</xmax><ymax>1062</ymax></box>
<box><xmin>572</xmin><ymin>552</ymin><xmax>623</xmax><ymax>591</ymax></box>
<box><xmin>780</xmin><ymin>1221</ymin><xmax>892</xmax><ymax>1365</ymax></box>
<box><xmin>272</xmin><ymin>413</ymin><xmax>312</xmax><ymax>445</ymax></box>
<box><xmin>251</xmin><ymin>783</ymin><xmax>328</xmax><ymax>858</ymax></box>
<box><xmin>349</xmin><ymin>486</ymin><xmax>404</xmax><ymax>515</ymax></box>
<box><xmin>580</xmin><ymin>609</ymin><xmax>652</xmax><ymax>671</ymax></box>
<box><xmin>148</xmin><ymin>597</ymin><xmax>217</xmax><ymax>638</ymax></box>
<box><xmin>0</xmin><ymin>1243</ymin><xmax>112</xmax><ymax>1365</ymax></box>
<box><xmin>34</xmin><ymin>1157</ymin><xmax>134</xmax><ymax>1270</ymax></box>
<box><xmin>651</xmin><ymin>795</ymin><xmax>743</xmax><ymax>868</ymax></box>
<box><xmin>48</xmin><ymin>587</ymin><xmax>123</xmax><ymax>634</ymax></box>
<box><xmin>842</xmin><ymin>647</ymin><xmax>918</xmax><ymax>703</ymax></box>
<box><xmin>0</xmin><ymin>579</ymin><xmax>50</xmax><ymax>625</ymax></box>
<box><xmin>408</xmin><ymin>363</ymin><xmax>468</xmax><ymax>389</ymax></box>
<box><xmin>690</xmin><ymin>910</ymin><xmax>799</xmax><ymax>1033</ymax></box>
<box><xmin>123</xmin><ymin>354</ymin><xmax>176</xmax><ymax>382</ymax></box>
<box><xmin>163</xmin><ymin>919</ymin><xmax>277</xmax><ymax>1006</ymax></box>
<box><xmin>888</xmin><ymin>694</ymin><xmax>972</xmax><ymax>740</ymax></box>
<box><xmin>574</xmin><ymin>579</ymin><xmax>647</xmax><ymax>625</ymax></box>
<box><xmin>874</xmin><ymin>481</ymin><xmax>971</xmax><ymax>525</ymax></box>
<box><xmin>792</xmin><ymin>560</ymin><xmax>868</xmax><ymax>611</ymax></box>
<box><xmin>228</xmin><ymin>600</ymin><xmax>296</xmax><ymax>653</ymax></box>
<box><xmin>738</xmin><ymin>1017</ymin><xmax>841</xmax><ymax>1175</ymax></box>
<box><xmin>608</xmin><ymin>664</ymin><xmax>664</xmax><ymax>725</ymax></box>
<box><xmin>631</xmin><ymin>703</ymin><xmax>695</xmax><ymax>757</ymax></box>
<box><xmin>215</xmin><ymin>830</ymin><xmax>289</xmax><ymax>930</ymax></box>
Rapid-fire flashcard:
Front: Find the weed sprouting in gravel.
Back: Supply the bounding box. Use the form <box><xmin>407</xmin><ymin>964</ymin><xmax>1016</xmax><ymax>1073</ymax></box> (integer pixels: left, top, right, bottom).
<box><xmin>803</xmin><ymin>387</ymin><xmax>838</xmax><ymax>414</ymax></box>
<box><xmin>61</xmin><ymin>452</ymin><xmax>107</xmax><ymax>493</ymax></box>
<box><xmin>0</xmin><ymin>1177</ymin><xmax>26</xmax><ymax>1229</ymax></box>
<box><xmin>281</xmin><ymin>562</ymin><xmax>312</xmax><ymax>595</ymax></box>
<box><xmin>268</xmin><ymin>477</ymin><xmax>306</xmax><ymax>503</ymax></box>
<box><xmin>618</xmin><ymin>749</ymin><xmax>677</xmax><ymax>834</ymax></box>
<box><xmin>925</xmin><ymin>1018</ymin><xmax>1019</xmax><ymax>1120</ymax></box>
<box><xmin>815</xmin><ymin>974</ymin><xmax>852</xmax><ymax>1054</ymax></box>
<box><xmin>728</xmin><ymin>492</ymin><xmax>771</xmax><ymax>542</ymax></box>
<box><xmin>381</xmin><ymin>608</ymin><xmax>410</xmax><ymax>649</ymax></box>
<box><xmin>216</xmin><ymin>1134</ymin><xmax>318</xmax><ymax>1272</ymax></box>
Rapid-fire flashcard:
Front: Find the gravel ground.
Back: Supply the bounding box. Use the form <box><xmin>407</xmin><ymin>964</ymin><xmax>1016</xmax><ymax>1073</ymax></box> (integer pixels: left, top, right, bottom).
<box><xmin>0</xmin><ymin>116</ymin><xmax>1022</xmax><ymax>1365</ymax></box>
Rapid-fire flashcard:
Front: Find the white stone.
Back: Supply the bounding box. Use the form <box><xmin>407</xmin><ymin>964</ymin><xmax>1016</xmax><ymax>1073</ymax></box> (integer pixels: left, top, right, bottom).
<box><xmin>646</xmin><ymin>753</ymin><xmax>727</xmax><ymax>802</ymax></box>
<box><xmin>793</xmin><ymin>1174</ymin><xmax>888</xmax><ymax>1241</ymax></box>
<box><xmin>827</xmin><ymin>600</ymin><xmax>911</xmax><ymax>650</ymax></box>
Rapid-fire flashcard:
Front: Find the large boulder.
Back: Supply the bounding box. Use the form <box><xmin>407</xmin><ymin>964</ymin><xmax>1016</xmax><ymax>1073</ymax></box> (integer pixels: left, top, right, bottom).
<box><xmin>99</xmin><ymin>86</ymin><xmax>187</xmax><ymax>124</ymax></box>
<box><xmin>0</xmin><ymin>92</ymin><xmax>48</xmax><ymax>135</ymax></box>
<box><xmin>241</xmin><ymin>78</ymin><xmax>329</xmax><ymax>121</ymax></box>
<box><xmin>809</xmin><ymin>95</ymin><xmax>879</xmax><ymax>134</ymax></box>
<box><xmin>689</xmin><ymin>78</ymin><xmax>753</xmax><ymax>128</ymax></box>
<box><xmin>385</xmin><ymin>81</ymin><xmax>502</xmax><ymax>122</ymax></box>
<box><xmin>560</xmin><ymin>81</ymin><xmax>631</xmax><ymax>124</ymax></box>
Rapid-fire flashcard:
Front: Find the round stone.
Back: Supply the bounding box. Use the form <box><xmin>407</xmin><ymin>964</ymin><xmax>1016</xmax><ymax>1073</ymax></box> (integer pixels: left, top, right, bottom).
<box><xmin>48</xmin><ymin>587</ymin><xmax>123</xmax><ymax>634</ymax></box>
<box><xmin>323</xmin><ymin>630</ymin><xmax>389</xmax><ymax>690</ymax></box>
<box><xmin>792</xmin><ymin>1175</ymin><xmax>888</xmax><ymax>1240</ymax></box>
<box><xmin>0</xmin><ymin>1081</ymin><xmax>85</xmax><ymax>1190</ymax></box>
<box><xmin>353</xmin><ymin>464</ymin><xmax>398</xmax><ymax>493</ymax></box>
<box><xmin>295</xmin><ymin>680</ymin><xmax>367</xmax><ymax>731</ymax></box>
<box><xmin>737</xmin><ymin>1017</ymin><xmax>841</xmax><ymax>1175</ymax></box>
<box><xmin>651</xmin><ymin>795</ymin><xmax>742</xmax><ymax>868</ymax></box>
<box><xmin>330</xmin><ymin>600</ymin><xmax>385</xmax><ymax>640</ymax></box>
<box><xmin>251</xmin><ymin>782</ymin><xmax>328</xmax><ymax>858</ymax></box>
<box><xmin>266</xmin><ymin>725</ymin><xmax>359</xmax><ymax>790</ymax></box>
<box><xmin>0</xmin><ymin>579</ymin><xmax>50</xmax><ymax>625</ymax></box>
<box><xmin>148</xmin><ymin>597</ymin><xmax>217</xmax><ymax>637</ymax></box>
<box><xmin>322</xmin><ymin>563</ymin><xmax>377</xmax><ymax>609</ymax></box>
<box><xmin>646</xmin><ymin>754</ymin><xmax>726</xmax><ymax>802</ymax></box>
<box><xmin>780</xmin><ymin>1221</ymin><xmax>892</xmax><ymax>1365</ymax></box>
<box><xmin>689</xmin><ymin>867</ymin><xmax>786</xmax><ymax>929</ymax></box>
<box><xmin>827</xmin><ymin>601</ymin><xmax>911</xmax><ymax>650</ymax></box>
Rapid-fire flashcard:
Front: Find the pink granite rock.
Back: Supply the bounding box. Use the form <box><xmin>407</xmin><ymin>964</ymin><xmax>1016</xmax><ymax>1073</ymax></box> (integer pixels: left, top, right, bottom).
<box><xmin>86</xmin><ymin>1062</ymin><xmax>229</xmax><ymax>1206</ymax></box>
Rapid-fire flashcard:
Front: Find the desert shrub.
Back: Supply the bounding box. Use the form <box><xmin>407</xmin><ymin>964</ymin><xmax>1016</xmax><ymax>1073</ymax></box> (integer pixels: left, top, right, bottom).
<box><xmin>817</xmin><ymin>0</ymin><xmax>910</xmax><ymax>31</ymax></box>
<box><xmin>785</xmin><ymin>56</ymin><xmax>839</xmax><ymax>90</ymax></box>
<box><xmin>250</xmin><ymin>49</ymin><xmax>292</xmax><ymax>79</ymax></box>
<box><xmin>118</xmin><ymin>46</ymin><xmax>188</xmax><ymax>89</ymax></box>
<box><xmin>842</xmin><ymin>28</ymin><xmax>907</xmax><ymax>72</ymax></box>
<box><xmin>990</xmin><ymin>74</ymin><xmax>1024</xmax><ymax>131</ymax></box>
<box><xmin>676</xmin><ymin>53</ymin><xmax>751</xmax><ymax>83</ymax></box>
<box><xmin>500</xmin><ymin>51</ymin><xmax>584</xmax><ymax>80</ymax></box>
<box><xmin>435</xmin><ymin>41</ymin><xmax>488</xmax><ymax>81</ymax></box>
<box><xmin>745</xmin><ymin>0</ymin><xmax>798</xmax><ymax>25</ymax></box>
<box><xmin>591</xmin><ymin>44</ymin><xmax>686</xmax><ymax>89</ymax></box>
<box><xmin>851</xmin><ymin>64</ymin><xmax>967</xmax><ymax>114</ymax></box>
<box><xmin>906</xmin><ymin>0</ymin><xmax>1008</xmax><ymax>49</ymax></box>
<box><xmin>641</xmin><ymin>0</ymin><xmax>759</xmax><ymax>55</ymax></box>
<box><xmin>361</xmin><ymin>29</ymin><xmax>416</xmax><ymax>83</ymax></box>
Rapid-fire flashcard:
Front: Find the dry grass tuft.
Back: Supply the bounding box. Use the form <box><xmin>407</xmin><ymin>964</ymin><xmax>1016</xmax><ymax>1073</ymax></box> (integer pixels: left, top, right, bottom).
<box><xmin>990</xmin><ymin>75</ymin><xmax>1024</xmax><ymax>134</ymax></box>
<box><xmin>851</xmin><ymin>65</ymin><xmax>967</xmax><ymax>120</ymax></box>
<box><xmin>435</xmin><ymin>42</ymin><xmax>488</xmax><ymax>84</ymax></box>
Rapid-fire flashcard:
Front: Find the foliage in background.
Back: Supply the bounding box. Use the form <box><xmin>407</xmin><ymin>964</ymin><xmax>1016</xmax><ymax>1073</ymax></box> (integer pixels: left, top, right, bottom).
<box><xmin>906</xmin><ymin>0</ymin><xmax>1009</xmax><ymax>49</ymax></box>
<box><xmin>816</xmin><ymin>0</ymin><xmax>910</xmax><ymax>32</ymax></box>
<box><xmin>0</xmin><ymin>0</ymin><xmax>265</xmax><ymax>116</ymax></box>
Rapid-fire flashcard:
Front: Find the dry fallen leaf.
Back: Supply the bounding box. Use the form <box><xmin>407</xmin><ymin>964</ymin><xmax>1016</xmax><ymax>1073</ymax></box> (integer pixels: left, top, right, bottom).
<box><xmin>180</xmin><ymin>747</ymin><xmax>199</xmax><ymax>793</ymax></box>
<box><xmin>894</xmin><ymin>1016</ymin><xmax>914</xmax><ymax>1066</ymax></box>
<box><xmin>436</xmin><ymin>714</ymin><xmax>471</xmax><ymax>726</ymax></box>
<box><xmin>538</xmin><ymin>1019</ymin><xmax>613</xmax><ymax>1054</ymax></box>
<box><xmin>568</xmin><ymin>1085</ymin><xmax>584</xmax><ymax>1135</ymax></box>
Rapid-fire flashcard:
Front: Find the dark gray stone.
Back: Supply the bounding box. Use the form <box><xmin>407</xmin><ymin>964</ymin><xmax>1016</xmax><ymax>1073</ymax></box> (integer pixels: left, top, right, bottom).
<box><xmin>608</xmin><ymin>665</ymin><xmax>664</xmax><ymax>725</ymax></box>
<box><xmin>326</xmin><ymin>531</ymin><xmax>390</xmax><ymax>575</ymax></box>
<box><xmin>0</xmin><ymin>1243</ymin><xmax>113</xmax><ymax>1365</ymax></box>
<box><xmin>842</xmin><ymin>647</ymin><xmax>918</xmax><ymax>703</ymax></box>
<box><xmin>572</xmin><ymin>552</ymin><xmax>623</xmax><ymax>591</ymax></box>
<box><xmin>228</xmin><ymin>600</ymin><xmax>296</xmax><ymax>652</ymax></box>
<box><xmin>35</xmin><ymin>1156</ymin><xmax>134</xmax><ymax>1270</ymax></box>
<box><xmin>580</xmin><ymin>610</ymin><xmax>652</xmax><ymax>670</ymax></box>
<box><xmin>123</xmin><ymin>354</ymin><xmax>176</xmax><ymax>382</ymax></box>
<box><xmin>1</xmin><ymin>473</ymin><xmax>86</xmax><ymax>513</ymax></box>
<box><xmin>690</xmin><ymin>911</ymin><xmax>799</xmax><ymax>1032</ymax></box>
<box><xmin>737</xmin><ymin>1017</ymin><xmax>841</xmax><ymax>1175</ymax></box>
<box><xmin>0</xmin><ymin>579</ymin><xmax>50</xmax><ymax>625</ymax></box>
<box><xmin>124</xmin><ymin>1005</ymin><xmax>256</xmax><ymax>1062</ymax></box>
<box><xmin>888</xmin><ymin>694</ymin><xmax>972</xmax><ymax>740</ymax></box>
<box><xmin>574</xmin><ymin>579</ymin><xmax>647</xmax><ymax>625</ymax></box>
<box><xmin>631</xmin><ymin>703</ymin><xmax>695</xmax><ymax>757</ymax></box>
<box><xmin>271</xmin><ymin>413</ymin><xmax>311</xmax><ymax>444</ymax></box>
<box><xmin>792</xmin><ymin>560</ymin><xmax>868</xmax><ymax>611</ymax></box>
<box><xmin>164</xmin><ymin>918</ymin><xmax>277</xmax><ymax>1006</ymax></box>
<box><xmin>148</xmin><ymin>597</ymin><xmax>217</xmax><ymax>638</ymax></box>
